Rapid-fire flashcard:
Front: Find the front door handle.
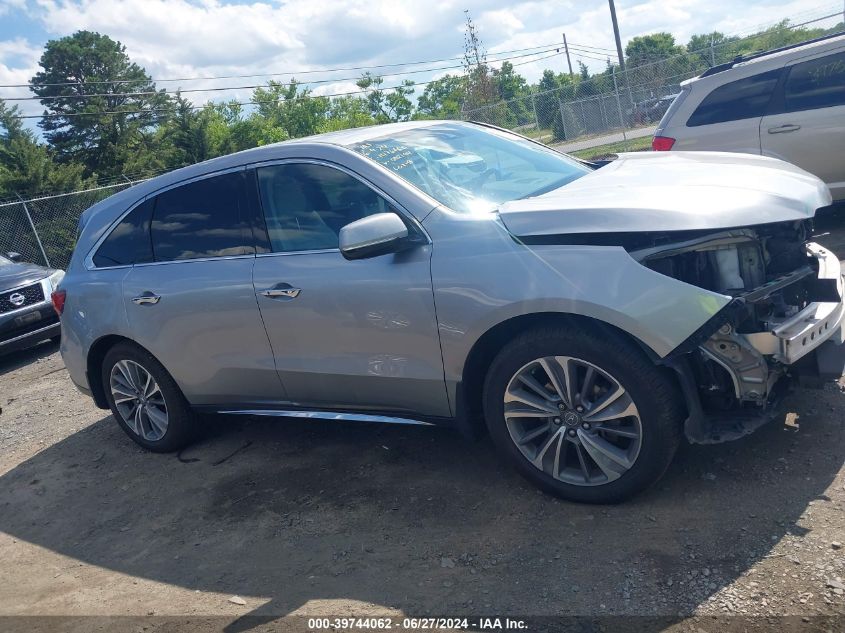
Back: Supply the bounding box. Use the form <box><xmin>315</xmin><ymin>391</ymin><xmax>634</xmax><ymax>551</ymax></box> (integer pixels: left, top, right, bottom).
<box><xmin>767</xmin><ymin>124</ymin><xmax>801</xmax><ymax>134</ymax></box>
<box><xmin>259</xmin><ymin>283</ymin><xmax>301</xmax><ymax>300</ymax></box>
<box><xmin>131</xmin><ymin>292</ymin><xmax>160</xmax><ymax>305</ymax></box>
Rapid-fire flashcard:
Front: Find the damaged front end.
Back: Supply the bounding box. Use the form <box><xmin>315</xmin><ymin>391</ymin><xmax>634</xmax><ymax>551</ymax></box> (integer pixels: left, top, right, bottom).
<box><xmin>635</xmin><ymin>220</ymin><xmax>845</xmax><ymax>443</ymax></box>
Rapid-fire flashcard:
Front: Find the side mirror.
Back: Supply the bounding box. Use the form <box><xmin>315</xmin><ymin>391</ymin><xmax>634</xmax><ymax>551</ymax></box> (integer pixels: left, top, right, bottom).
<box><xmin>6</xmin><ymin>252</ymin><xmax>22</xmax><ymax>263</ymax></box>
<box><xmin>339</xmin><ymin>213</ymin><xmax>409</xmax><ymax>260</ymax></box>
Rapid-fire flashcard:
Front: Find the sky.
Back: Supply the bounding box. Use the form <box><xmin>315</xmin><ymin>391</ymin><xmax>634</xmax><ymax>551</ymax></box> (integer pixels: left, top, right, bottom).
<box><xmin>0</xmin><ymin>0</ymin><xmax>843</xmax><ymax>120</ymax></box>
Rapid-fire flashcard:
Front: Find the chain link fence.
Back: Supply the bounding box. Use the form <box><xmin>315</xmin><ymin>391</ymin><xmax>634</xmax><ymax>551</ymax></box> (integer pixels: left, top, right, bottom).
<box><xmin>0</xmin><ymin>181</ymin><xmax>141</xmax><ymax>270</ymax></box>
<box><xmin>461</xmin><ymin>11</ymin><xmax>844</xmax><ymax>149</ymax></box>
<box><xmin>460</xmin><ymin>58</ymin><xmax>710</xmax><ymax>148</ymax></box>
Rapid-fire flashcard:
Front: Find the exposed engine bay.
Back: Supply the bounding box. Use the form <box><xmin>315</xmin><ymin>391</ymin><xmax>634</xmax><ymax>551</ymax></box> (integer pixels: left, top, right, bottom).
<box><xmin>630</xmin><ymin>219</ymin><xmax>845</xmax><ymax>443</ymax></box>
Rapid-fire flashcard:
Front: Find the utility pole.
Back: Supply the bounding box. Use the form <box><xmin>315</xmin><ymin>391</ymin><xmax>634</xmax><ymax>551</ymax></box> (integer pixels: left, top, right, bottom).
<box><xmin>562</xmin><ymin>33</ymin><xmax>574</xmax><ymax>77</ymax></box>
<box><xmin>607</xmin><ymin>0</ymin><xmax>634</xmax><ymax>119</ymax></box>
<box><xmin>608</xmin><ymin>0</ymin><xmax>625</xmax><ymax>71</ymax></box>
<box><xmin>709</xmin><ymin>33</ymin><xmax>716</xmax><ymax>66</ymax></box>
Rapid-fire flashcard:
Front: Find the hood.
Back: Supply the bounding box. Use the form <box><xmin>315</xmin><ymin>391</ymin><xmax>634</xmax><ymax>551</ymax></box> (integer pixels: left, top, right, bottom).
<box><xmin>497</xmin><ymin>151</ymin><xmax>832</xmax><ymax>237</ymax></box>
<box><xmin>0</xmin><ymin>261</ymin><xmax>52</xmax><ymax>291</ymax></box>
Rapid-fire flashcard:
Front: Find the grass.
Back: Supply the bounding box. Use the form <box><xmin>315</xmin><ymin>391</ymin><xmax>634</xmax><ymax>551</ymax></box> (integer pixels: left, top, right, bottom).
<box><xmin>570</xmin><ymin>135</ymin><xmax>652</xmax><ymax>160</ymax></box>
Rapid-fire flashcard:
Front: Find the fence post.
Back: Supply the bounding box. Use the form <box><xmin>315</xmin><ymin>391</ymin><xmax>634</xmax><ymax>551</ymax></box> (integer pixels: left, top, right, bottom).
<box><xmin>611</xmin><ymin>67</ymin><xmax>630</xmax><ymax>152</ymax></box>
<box><xmin>559</xmin><ymin>101</ymin><xmax>568</xmax><ymax>141</ymax></box>
<box><xmin>531</xmin><ymin>92</ymin><xmax>540</xmax><ymax>133</ymax></box>
<box><xmin>15</xmin><ymin>193</ymin><xmax>50</xmax><ymax>268</ymax></box>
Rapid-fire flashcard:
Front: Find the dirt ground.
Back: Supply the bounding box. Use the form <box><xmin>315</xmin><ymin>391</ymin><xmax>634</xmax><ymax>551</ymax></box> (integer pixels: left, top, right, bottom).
<box><xmin>1</xmin><ymin>212</ymin><xmax>844</xmax><ymax>632</ymax></box>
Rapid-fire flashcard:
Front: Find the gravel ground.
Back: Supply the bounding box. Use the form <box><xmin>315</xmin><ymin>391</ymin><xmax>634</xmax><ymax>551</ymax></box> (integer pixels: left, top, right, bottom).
<box><xmin>0</xmin><ymin>213</ymin><xmax>844</xmax><ymax>632</ymax></box>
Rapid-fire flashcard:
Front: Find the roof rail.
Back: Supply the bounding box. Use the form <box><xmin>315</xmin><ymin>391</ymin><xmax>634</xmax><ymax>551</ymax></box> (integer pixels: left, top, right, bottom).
<box><xmin>698</xmin><ymin>30</ymin><xmax>845</xmax><ymax>78</ymax></box>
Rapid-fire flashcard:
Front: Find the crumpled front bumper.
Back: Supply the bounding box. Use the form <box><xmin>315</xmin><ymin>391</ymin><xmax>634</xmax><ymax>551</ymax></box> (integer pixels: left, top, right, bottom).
<box><xmin>745</xmin><ymin>243</ymin><xmax>844</xmax><ymax>365</ymax></box>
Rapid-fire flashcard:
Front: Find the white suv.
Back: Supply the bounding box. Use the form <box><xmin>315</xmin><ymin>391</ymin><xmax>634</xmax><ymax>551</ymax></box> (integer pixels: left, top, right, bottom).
<box><xmin>653</xmin><ymin>32</ymin><xmax>845</xmax><ymax>202</ymax></box>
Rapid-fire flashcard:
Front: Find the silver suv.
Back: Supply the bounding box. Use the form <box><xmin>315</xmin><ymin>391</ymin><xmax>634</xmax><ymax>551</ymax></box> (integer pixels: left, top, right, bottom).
<box><xmin>654</xmin><ymin>33</ymin><xmax>845</xmax><ymax>202</ymax></box>
<box><xmin>58</xmin><ymin>121</ymin><xmax>844</xmax><ymax>502</ymax></box>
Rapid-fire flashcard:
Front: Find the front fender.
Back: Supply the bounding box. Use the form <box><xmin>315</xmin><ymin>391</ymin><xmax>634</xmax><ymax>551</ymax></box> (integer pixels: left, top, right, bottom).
<box><xmin>425</xmin><ymin>209</ymin><xmax>731</xmax><ymax>409</ymax></box>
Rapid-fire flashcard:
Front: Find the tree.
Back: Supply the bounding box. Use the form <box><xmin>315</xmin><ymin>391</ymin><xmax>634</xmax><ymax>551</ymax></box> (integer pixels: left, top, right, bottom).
<box><xmin>492</xmin><ymin>61</ymin><xmax>531</xmax><ymax>126</ymax></box>
<box><xmin>253</xmin><ymin>80</ymin><xmax>330</xmax><ymax>139</ymax></box>
<box><xmin>30</xmin><ymin>31</ymin><xmax>171</xmax><ymax>179</ymax></box>
<box><xmin>532</xmin><ymin>71</ymin><xmax>579</xmax><ymax>141</ymax></box>
<box><xmin>323</xmin><ymin>96</ymin><xmax>376</xmax><ymax>131</ymax></box>
<box><xmin>0</xmin><ymin>99</ymin><xmax>89</xmax><ymax>199</ymax></box>
<box><xmin>624</xmin><ymin>33</ymin><xmax>685</xmax><ymax>68</ymax></box>
<box><xmin>461</xmin><ymin>11</ymin><xmax>496</xmax><ymax>115</ymax></box>
<box><xmin>416</xmin><ymin>75</ymin><xmax>466</xmax><ymax>119</ymax></box>
<box><xmin>356</xmin><ymin>73</ymin><xmax>415</xmax><ymax>123</ymax></box>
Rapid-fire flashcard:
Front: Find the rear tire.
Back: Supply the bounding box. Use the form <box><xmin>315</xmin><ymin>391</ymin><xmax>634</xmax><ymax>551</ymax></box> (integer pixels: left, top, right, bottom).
<box><xmin>102</xmin><ymin>342</ymin><xmax>198</xmax><ymax>452</ymax></box>
<box><xmin>482</xmin><ymin>325</ymin><xmax>683</xmax><ymax>503</ymax></box>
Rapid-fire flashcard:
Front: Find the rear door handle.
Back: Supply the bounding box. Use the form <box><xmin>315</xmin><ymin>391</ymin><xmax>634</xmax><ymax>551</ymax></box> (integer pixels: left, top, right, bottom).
<box><xmin>767</xmin><ymin>124</ymin><xmax>801</xmax><ymax>134</ymax></box>
<box><xmin>131</xmin><ymin>292</ymin><xmax>160</xmax><ymax>305</ymax></box>
<box><xmin>259</xmin><ymin>283</ymin><xmax>301</xmax><ymax>300</ymax></box>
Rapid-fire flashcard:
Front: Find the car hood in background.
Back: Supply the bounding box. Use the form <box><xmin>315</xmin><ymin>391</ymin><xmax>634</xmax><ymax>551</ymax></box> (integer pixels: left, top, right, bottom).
<box><xmin>497</xmin><ymin>151</ymin><xmax>832</xmax><ymax>237</ymax></box>
<box><xmin>0</xmin><ymin>262</ymin><xmax>51</xmax><ymax>291</ymax></box>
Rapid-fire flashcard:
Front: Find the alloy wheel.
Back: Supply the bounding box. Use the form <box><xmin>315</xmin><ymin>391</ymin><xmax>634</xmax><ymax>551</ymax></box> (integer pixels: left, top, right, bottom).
<box><xmin>503</xmin><ymin>356</ymin><xmax>643</xmax><ymax>486</ymax></box>
<box><xmin>109</xmin><ymin>359</ymin><xmax>169</xmax><ymax>441</ymax></box>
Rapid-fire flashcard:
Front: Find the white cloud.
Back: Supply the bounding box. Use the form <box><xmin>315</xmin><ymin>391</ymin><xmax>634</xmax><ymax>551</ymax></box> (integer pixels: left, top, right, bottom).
<box><xmin>0</xmin><ymin>0</ymin><xmax>27</xmax><ymax>17</ymax></box>
<box><xmin>1</xmin><ymin>0</ymin><xmax>840</xmax><ymax>115</ymax></box>
<box><xmin>0</xmin><ymin>37</ymin><xmax>42</xmax><ymax>116</ymax></box>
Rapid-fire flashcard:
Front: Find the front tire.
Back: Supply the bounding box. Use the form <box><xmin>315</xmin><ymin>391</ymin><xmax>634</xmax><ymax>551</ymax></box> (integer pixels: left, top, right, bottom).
<box><xmin>482</xmin><ymin>326</ymin><xmax>683</xmax><ymax>503</ymax></box>
<box><xmin>102</xmin><ymin>342</ymin><xmax>198</xmax><ymax>452</ymax></box>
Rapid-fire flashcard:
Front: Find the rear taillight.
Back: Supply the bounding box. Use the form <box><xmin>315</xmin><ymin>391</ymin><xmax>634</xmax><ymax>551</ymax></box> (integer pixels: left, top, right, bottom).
<box><xmin>51</xmin><ymin>289</ymin><xmax>66</xmax><ymax>316</ymax></box>
<box><xmin>652</xmin><ymin>136</ymin><xmax>676</xmax><ymax>151</ymax></box>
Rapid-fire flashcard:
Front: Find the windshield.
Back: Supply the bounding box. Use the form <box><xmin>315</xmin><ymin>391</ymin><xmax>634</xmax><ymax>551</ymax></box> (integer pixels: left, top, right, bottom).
<box><xmin>348</xmin><ymin>123</ymin><xmax>591</xmax><ymax>213</ymax></box>
<box><xmin>0</xmin><ymin>256</ymin><xmax>11</xmax><ymax>267</ymax></box>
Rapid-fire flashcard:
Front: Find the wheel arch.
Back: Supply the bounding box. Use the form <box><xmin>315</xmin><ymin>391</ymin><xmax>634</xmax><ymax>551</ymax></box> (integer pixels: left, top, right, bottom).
<box><xmin>86</xmin><ymin>335</ymin><xmax>150</xmax><ymax>409</ymax></box>
<box><xmin>456</xmin><ymin>312</ymin><xmax>678</xmax><ymax>438</ymax></box>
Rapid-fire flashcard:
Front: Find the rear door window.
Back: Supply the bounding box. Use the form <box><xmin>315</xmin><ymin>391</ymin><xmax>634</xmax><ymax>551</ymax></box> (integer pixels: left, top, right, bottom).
<box><xmin>687</xmin><ymin>69</ymin><xmax>782</xmax><ymax>127</ymax></box>
<box><xmin>150</xmin><ymin>171</ymin><xmax>252</xmax><ymax>262</ymax></box>
<box><xmin>92</xmin><ymin>199</ymin><xmax>153</xmax><ymax>268</ymax></box>
<box><xmin>782</xmin><ymin>51</ymin><xmax>845</xmax><ymax>113</ymax></box>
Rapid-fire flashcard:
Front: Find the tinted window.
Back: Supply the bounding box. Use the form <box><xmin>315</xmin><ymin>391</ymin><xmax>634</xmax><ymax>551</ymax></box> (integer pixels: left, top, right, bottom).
<box><xmin>783</xmin><ymin>51</ymin><xmax>845</xmax><ymax>113</ymax></box>
<box><xmin>256</xmin><ymin>163</ymin><xmax>391</xmax><ymax>252</ymax></box>
<box><xmin>151</xmin><ymin>171</ymin><xmax>251</xmax><ymax>262</ymax></box>
<box><xmin>687</xmin><ymin>69</ymin><xmax>781</xmax><ymax>127</ymax></box>
<box><xmin>92</xmin><ymin>199</ymin><xmax>153</xmax><ymax>267</ymax></box>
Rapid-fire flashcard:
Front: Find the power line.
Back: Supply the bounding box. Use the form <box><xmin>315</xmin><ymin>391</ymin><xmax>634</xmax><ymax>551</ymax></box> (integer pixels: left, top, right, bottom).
<box><xmin>1</xmin><ymin>46</ymin><xmax>565</xmax><ymax>102</ymax></box>
<box><xmin>10</xmin><ymin>51</ymin><xmax>563</xmax><ymax>121</ymax></box>
<box><xmin>569</xmin><ymin>49</ymin><xmax>614</xmax><ymax>63</ymax></box>
<box><xmin>0</xmin><ymin>41</ymin><xmax>567</xmax><ymax>91</ymax></box>
<box><xmin>566</xmin><ymin>42</ymin><xmax>617</xmax><ymax>53</ymax></box>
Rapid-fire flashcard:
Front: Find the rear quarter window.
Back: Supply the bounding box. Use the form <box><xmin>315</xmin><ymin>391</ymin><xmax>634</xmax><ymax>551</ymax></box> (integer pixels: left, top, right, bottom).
<box><xmin>92</xmin><ymin>199</ymin><xmax>153</xmax><ymax>268</ymax></box>
<box><xmin>686</xmin><ymin>69</ymin><xmax>782</xmax><ymax>127</ymax></box>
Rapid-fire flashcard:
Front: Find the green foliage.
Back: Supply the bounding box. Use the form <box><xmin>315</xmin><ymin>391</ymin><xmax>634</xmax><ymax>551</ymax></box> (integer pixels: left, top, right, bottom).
<box><xmin>253</xmin><ymin>80</ymin><xmax>331</xmax><ymax>139</ymax></box>
<box><xmin>416</xmin><ymin>75</ymin><xmax>466</xmax><ymax>119</ymax></box>
<box><xmin>323</xmin><ymin>96</ymin><xmax>376</xmax><ymax>131</ymax></box>
<box><xmin>625</xmin><ymin>33</ymin><xmax>685</xmax><ymax>67</ymax></box>
<box><xmin>30</xmin><ymin>31</ymin><xmax>172</xmax><ymax>179</ymax></box>
<box><xmin>491</xmin><ymin>61</ymin><xmax>532</xmax><ymax>126</ymax></box>
<box><xmin>0</xmin><ymin>99</ymin><xmax>91</xmax><ymax>199</ymax></box>
<box><xmin>356</xmin><ymin>73</ymin><xmax>415</xmax><ymax>123</ymax></box>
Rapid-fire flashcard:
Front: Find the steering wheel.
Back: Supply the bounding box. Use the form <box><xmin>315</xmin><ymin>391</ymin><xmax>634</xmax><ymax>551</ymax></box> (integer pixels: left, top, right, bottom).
<box><xmin>469</xmin><ymin>167</ymin><xmax>503</xmax><ymax>190</ymax></box>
